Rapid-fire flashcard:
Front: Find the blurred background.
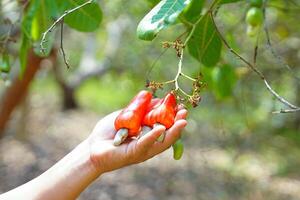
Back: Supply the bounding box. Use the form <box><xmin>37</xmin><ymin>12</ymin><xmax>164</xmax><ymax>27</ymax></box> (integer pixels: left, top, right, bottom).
<box><xmin>0</xmin><ymin>0</ymin><xmax>300</xmax><ymax>199</ymax></box>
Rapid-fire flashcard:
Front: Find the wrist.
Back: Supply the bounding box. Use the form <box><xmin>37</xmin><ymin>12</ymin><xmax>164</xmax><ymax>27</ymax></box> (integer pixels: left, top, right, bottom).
<box><xmin>78</xmin><ymin>139</ymin><xmax>103</xmax><ymax>179</ymax></box>
<box><xmin>38</xmin><ymin>139</ymin><xmax>104</xmax><ymax>199</ymax></box>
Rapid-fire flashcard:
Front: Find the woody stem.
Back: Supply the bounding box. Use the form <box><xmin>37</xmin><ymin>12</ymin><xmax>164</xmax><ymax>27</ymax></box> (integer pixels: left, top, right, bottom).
<box><xmin>174</xmin><ymin>49</ymin><xmax>184</xmax><ymax>90</ymax></box>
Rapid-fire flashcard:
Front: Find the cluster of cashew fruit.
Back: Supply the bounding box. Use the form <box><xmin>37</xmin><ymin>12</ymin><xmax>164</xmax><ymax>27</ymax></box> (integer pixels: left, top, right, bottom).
<box><xmin>113</xmin><ymin>90</ymin><xmax>184</xmax><ymax>160</ymax></box>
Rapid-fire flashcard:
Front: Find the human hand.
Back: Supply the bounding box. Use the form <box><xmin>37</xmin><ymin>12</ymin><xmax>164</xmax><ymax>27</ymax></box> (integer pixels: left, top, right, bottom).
<box><xmin>87</xmin><ymin>107</ymin><xmax>188</xmax><ymax>174</ymax></box>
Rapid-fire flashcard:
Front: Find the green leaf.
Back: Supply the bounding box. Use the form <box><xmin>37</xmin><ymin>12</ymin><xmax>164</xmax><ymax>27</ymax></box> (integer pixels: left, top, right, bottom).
<box><xmin>212</xmin><ymin>64</ymin><xmax>237</xmax><ymax>99</ymax></box>
<box><xmin>201</xmin><ymin>66</ymin><xmax>214</xmax><ymax>89</ymax></box>
<box><xmin>21</xmin><ymin>0</ymin><xmax>40</xmax><ymax>38</ymax></box>
<box><xmin>219</xmin><ymin>0</ymin><xmax>243</xmax><ymax>4</ymax></box>
<box><xmin>181</xmin><ymin>0</ymin><xmax>204</xmax><ymax>24</ymax></box>
<box><xmin>45</xmin><ymin>0</ymin><xmax>61</xmax><ymax>18</ymax></box>
<box><xmin>146</xmin><ymin>0</ymin><xmax>161</xmax><ymax>7</ymax></box>
<box><xmin>21</xmin><ymin>0</ymin><xmax>56</xmax><ymax>58</ymax></box>
<box><xmin>137</xmin><ymin>0</ymin><xmax>190</xmax><ymax>41</ymax></box>
<box><xmin>20</xmin><ymin>0</ymin><xmax>39</xmax><ymax>74</ymax></box>
<box><xmin>187</xmin><ymin>14</ymin><xmax>222</xmax><ymax>67</ymax></box>
<box><xmin>32</xmin><ymin>0</ymin><xmax>57</xmax><ymax>56</ymax></box>
<box><xmin>54</xmin><ymin>0</ymin><xmax>70</xmax><ymax>14</ymax></box>
<box><xmin>20</xmin><ymin>33</ymin><xmax>30</xmax><ymax>75</ymax></box>
<box><xmin>64</xmin><ymin>1</ymin><xmax>102</xmax><ymax>32</ymax></box>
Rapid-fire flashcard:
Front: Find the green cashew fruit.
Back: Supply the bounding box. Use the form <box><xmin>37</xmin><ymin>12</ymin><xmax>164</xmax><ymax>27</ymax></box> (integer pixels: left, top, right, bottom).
<box><xmin>0</xmin><ymin>55</ymin><xmax>10</xmax><ymax>73</ymax></box>
<box><xmin>246</xmin><ymin>7</ymin><xmax>263</xmax><ymax>27</ymax></box>
<box><xmin>172</xmin><ymin>139</ymin><xmax>184</xmax><ymax>160</ymax></box>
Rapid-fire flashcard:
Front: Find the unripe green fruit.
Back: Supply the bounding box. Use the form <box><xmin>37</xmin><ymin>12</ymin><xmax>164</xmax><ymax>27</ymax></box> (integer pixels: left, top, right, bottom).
<box><xmin>0</xmin><ymin>56</ymin><xmax>10</xmax><ymax>73</ymax></box>
<box><xmin>249</xmin><ymin>0</ymin><xmax>263</xmax><ymax>7</ymax></box>
<box><xmin>246</xmin><ymin>25</ymin><xmax>259</xmax><ymax>37</ymax></box>
<box><xmin>246</xmin><ymin>7</ymin><xmax>263</xmax><ymax>27</ymax></box>
<box><xmin>172</xmin><ymin>139</ymin><xmax>184</xmax><ymax>160</ymax></box>
<box><xmin>0</xmin><ymin>63</ymin><xmax>10</xmax><ymax>73</ymax></box>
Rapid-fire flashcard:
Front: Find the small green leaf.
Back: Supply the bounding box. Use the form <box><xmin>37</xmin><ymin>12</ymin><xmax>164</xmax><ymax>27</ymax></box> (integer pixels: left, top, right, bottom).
<box><xmin>212</xmin><ymin>64</ymin><xmax>237</xmax><ymax>99</ymax></box>
<box><xmin>137</xmin><ymin>0</ymin><xmax>190</xmax><ymax>41</ymax></box>
<box><xmin>21</xmin><ymin>0</ymin><xmax>40</xmax><ymax>38</ymax></box>
<box><xmin>31</xmin><ymin>1</ymin><xmax>53</xmax><ymax>41</ymax></box>
<box><xmin>187</xmin><ymin>14</ymin><xmax>222</xmax><ymax>67</ymax></box>
<box><xmin>20</xmin><ymin>0</ymin><xmax>38</xmax><ymax>74</ymax></box>
<box><xmin>32</xmin><ymin>0</ymin><xmax>57</xmax><ymax>56</ymax></box>
<box><xmin>21</xmin><ymin>0</ymin><xmax>56</xmax><ymax>59</ymax></box>
<box><xmin>201</xmin><ymin>66</ymin><xmax>214</xmax><ymax>89</ymax></box>
<box><xmin>20</xmin><ymin>33</ymin><xmax>30</xmax><ymax>75</ymax></box>
<box><xmin>64</xmin><ymin>2</ymin><xmax>102</xmax><ymax>32</ymax></box>
<box><xmin>219</xmin><ymin>0</ymin><xmax>243</xmax><ymax>4</ymax></box>
<box><xmin>146</xmin><ymin>0</ymin><xmax>161</xmax><ymax>7</ymax></box>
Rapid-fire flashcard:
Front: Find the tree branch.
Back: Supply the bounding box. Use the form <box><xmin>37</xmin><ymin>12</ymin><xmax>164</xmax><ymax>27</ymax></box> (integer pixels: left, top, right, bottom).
<box><xmin>40</xmin><ymin>0</ymin><xmax>93</xmax><ymax>54</ymax></box>
<box><xmin>263</xmin><ymin>1</ymin><xmax>300</xmax><ymax>82</ymax></box>
<box><xmin>210</xmin><ymin>12</ymin><xmax>300</xmax><ymax>113</ymax></box>
<box><xmin>272</xmin><ymin>108</ymin><xmax>300</xmax><ymax>114</ymax></box>
<box><xmin>0</xmin><ymin>49</ymin><xmax>56</xmax><ymax>134</ymax></box>
<box><xmin>60</xmin><ymin>19</ymin><xmax>70</xmax><ymax>69</ymax></box>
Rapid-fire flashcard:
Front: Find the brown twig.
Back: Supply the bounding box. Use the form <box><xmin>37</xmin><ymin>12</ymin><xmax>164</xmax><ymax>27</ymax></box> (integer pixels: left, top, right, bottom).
<box><xmin>253</xmin><ymin>25</ymin><xmax>262</xmax><ymax>67</ymax></box>
<box><xmin>60</xmin><ymin>19</ymin><xmax>70</xmax><ymax>68</ymax></box>
<box><xmin>40</xmin><ymin>0</ymin><xmax>93</xmax><ymax>54</ymax></box>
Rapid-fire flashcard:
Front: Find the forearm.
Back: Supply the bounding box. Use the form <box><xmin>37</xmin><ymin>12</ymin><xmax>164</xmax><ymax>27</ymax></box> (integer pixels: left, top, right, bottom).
<box><xmin>0</xmin><ymin>140</ymin><xmax>101</xmax><ymax>200</ymax></box>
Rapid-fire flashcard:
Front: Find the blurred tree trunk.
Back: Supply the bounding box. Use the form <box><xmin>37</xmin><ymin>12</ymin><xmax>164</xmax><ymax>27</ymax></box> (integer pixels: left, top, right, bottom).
<box><xmin>62</xmin><ymin>85</ymin><xmax>77</xmax><ymax>110</ymax></box>
<box><xmin>0</xmin><ymin>49</ymin><xmax>56</xmax><ymax>136</ymax></box>
<box><xmin>53</xmin><ymin>16</ymin><xmax>129</xmax><ymax>110</ymax></box>
<box><xmin>52</xmin><ymin>63</ymin><xmax>78</xmax><ymax>110</ymax></box>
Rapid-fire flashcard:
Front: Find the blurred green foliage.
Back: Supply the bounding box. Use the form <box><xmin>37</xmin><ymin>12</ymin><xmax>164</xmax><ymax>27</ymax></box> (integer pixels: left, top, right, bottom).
<box><xmin>1</xmin><ymin>0</ymin><xmax>300</xmax><ymax>198</ymax></box>
<box><xmin>76</xmin><ymin>73</ymin><xmax>145</xmax><ymax>113</ymax></box>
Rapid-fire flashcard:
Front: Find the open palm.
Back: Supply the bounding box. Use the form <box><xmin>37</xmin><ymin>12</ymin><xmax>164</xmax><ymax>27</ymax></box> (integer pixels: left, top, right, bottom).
<box><xmin>87</xmin><ymin>108</ymin><xmax>188</xmax><ymax>173</ymax></box>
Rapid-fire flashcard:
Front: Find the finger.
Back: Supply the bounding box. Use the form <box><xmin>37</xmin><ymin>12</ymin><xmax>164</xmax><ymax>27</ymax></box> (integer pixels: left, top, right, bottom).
<box><xmin>162</xmin><ymin>119</ymin><xmax>187</xmax><ymax>146</ymax></box>
<box><xmin>135</xmin><ymin>125</ymin><xmax>166</xmax><ymax>153</ymax></box>
<box><xmin>148</xmin><ymin>119</ymin><xmax>187</xmax><ymax>157</ymax></box>
<box><xmin>175</xmin><ymin>109</ymin><xmax>188</xmax><ymax>121</ymax></box>
<box><xmin>138</xmin><ymin>126</ymin><xmax>152</xmax><ymax>139</ymax></box>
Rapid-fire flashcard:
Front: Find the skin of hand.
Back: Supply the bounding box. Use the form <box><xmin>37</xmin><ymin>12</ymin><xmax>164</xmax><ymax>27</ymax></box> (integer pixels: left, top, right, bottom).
<box><xmin>88</xmin><ymin>106</ymin><xmax>188</xmax><ymax>174</ymax></box>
